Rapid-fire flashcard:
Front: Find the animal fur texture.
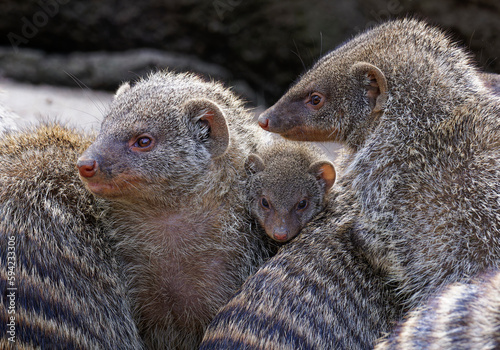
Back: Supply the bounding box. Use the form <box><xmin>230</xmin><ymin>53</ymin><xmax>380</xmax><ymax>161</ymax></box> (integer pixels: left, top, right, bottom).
<box><xmin>77</xmin><ymin>72</ymin><xmax>278</xmax><ymax>349</ymax></box>
<box><xmin>202</xmin><ymin>19</ymin><xmax>500</xmax><ymax>349</ymax></box>
<box><xmin>245</xmin><ymin>141</ymin><xmax>335</xmax><ymax>243</ymax></box>
<box><xmin>376</xmin><ymin>270</ymin><xmax>500</xmax><ymax>350</ymax></box>
<box><xmin>0</xmin><ymin>123</ymin><xmax>143</xmax><ymax>349</ymax></box>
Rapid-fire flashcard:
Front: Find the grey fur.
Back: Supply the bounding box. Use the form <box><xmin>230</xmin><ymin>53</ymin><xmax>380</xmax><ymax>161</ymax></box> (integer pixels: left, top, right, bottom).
<box><xmin>376</xmin><ymin>270</ymin><xmax>500</xmax><ymax>350</ymax></box>
<box><xmin>77</xmin><ymin>71</ymin><xmax>278</xmax><ymax>349</ymax></box>
<box><xmin>0</xmin><ymin>123</ymin><xmax>143</xmax><ymax>349</ymax></box>
<box><xmin>202</xmin><ymin>19</ymin><xmax>500</xmax><ymax>349</ymax></box>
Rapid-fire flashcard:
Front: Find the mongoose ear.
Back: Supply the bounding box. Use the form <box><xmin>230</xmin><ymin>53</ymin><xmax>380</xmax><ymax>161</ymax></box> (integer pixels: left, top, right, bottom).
<box><xmin>349</xmin><ymin>62</ymin><xmax>388</xmax><ymax>113</ymax></box>
<box><xmin>183</xmin><ymin>98</ymin><xmax>230</xmax><ymax>158</ymax></box>
<box><xmin>114</xmin><ymin>82</ymin><xmax>131</xmax><ymax>99</ymax></box>
<box><xmin>308</xmin><ymin>160</ymin><xmax>336</xmax><ymax>193</ymax></box>
<box><xmin>244</xmin><ymin>154</ymin><xmax>265</xmax><ymax>175</ymax></box>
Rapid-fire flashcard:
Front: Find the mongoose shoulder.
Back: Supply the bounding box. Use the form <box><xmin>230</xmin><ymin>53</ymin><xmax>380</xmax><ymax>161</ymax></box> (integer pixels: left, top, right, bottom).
<box><xmin>77</xmin><ymin>71</ymin><xmax>277</xmax><ymax>349</ymax></box>
<box><xmin>245</xmin><ymin>141</ymin><xmax>335</xmax><ymax>242</ymax></box>
<box><xmin>0</xmin><ymin>123</ymin><xmax>143</xmax><ymax>349</ymax></box>
<box><xmin>375</xmin><ymin>270</ymin><xmax>500</xmax><ymax>350</ymax></box>
<box><xmin>203</xmin><ymin>19</ymin><xmax>500</xmax><ymax>349</ymax></box>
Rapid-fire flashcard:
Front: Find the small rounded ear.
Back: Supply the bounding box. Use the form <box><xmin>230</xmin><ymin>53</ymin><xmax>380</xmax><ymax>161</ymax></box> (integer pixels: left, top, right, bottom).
<box><xmin>114</xmin><ymin>82</ymin><xmax>131</xmax><ymax>99</ymax></box>
<box><xmin>308</xmin><ymin>160</ymin><xmax>336</xmax><ymax>193</ymax></box>
<box><xmin>349</xmin><ymin>62</ymin><xmax>388</xmax><ymax>113</ymax></box>
<box><xmin>244</xmin><ymin>154</ymin><xmax>265</xmax><ymax>175</ymax></box>
<box><xmin>183</xmin><ymin>98</ymin><xmax>230</xmax><ymax>159</ymax></box>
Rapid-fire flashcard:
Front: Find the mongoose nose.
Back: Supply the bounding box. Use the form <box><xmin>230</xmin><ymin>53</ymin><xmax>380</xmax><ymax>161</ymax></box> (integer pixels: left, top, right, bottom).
<box><xmin>273</xmin><ymin>227</ymin><xmax>290</xmax><ymax>242</ymax></box>
<box><xmin>77</xmin><ymin>158</ymin><xmax>98</xmax><ymax>178</ymax></box>
<box><xmin>258</xmin><ymin>116</ymin><xmax>269</xmax><ymax>130</ymax></box>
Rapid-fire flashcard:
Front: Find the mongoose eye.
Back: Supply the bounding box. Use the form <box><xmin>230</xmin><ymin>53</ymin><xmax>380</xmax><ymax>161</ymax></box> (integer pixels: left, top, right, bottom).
<box><xmin>260</xmin><ymin>197</ymin><xmax>270</xmax><ymax>210</ymax></box>
<box><xmin>306</xmin><ymin>92</ymin><xmax>325</xmax><ymax>110</ymax></box>
<box><xmin>130</xmin><ymin>134</ymin><xmax>155</xmax><ymax>152</ymax></box>
<box><xmin>311</xmin><ymin>95</ymin><xmax>322</xmax><ymax>105</ymax></box>
<box><xmin>136</xmin><ymin>137</ymin><xmax>151</xmax><ymax>148</ymax></box>
<box><xmin>297</xmin><ymin>199</ymin><xmax>308</xmax><ymax>211</ymax></box>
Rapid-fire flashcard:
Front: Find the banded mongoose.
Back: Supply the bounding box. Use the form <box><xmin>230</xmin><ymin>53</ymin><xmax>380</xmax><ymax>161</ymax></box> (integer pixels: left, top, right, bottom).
<box><xmin>245</xmin><ymin>141</ymin><xmax>335</xmax><ymax>242</ymax></box>
<box><xmin>375</xmin><ymin>269</ymin><xmax>500</xmax><ymax>350</ymax></box>
<box><xmin>0</xmin><ymin>123</ymin><xmax>143</xmax><ymax>349</ymax></box>
<box><xmin>77</xmin><ymin>72</ymin><xmax>278</xmax><ymax>349</ymax></box>
<box><xmin>202</xmin><ymin>19</ymin><xmax>500</xmax><ymax>349</ymax></box>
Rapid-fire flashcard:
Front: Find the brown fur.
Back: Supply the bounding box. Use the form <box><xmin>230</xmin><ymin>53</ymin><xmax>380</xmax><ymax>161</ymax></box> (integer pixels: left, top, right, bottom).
<box><xmin>245</xmin><ymin>141</ymin><xmax>335</xmax><ymax>243</ymax></box>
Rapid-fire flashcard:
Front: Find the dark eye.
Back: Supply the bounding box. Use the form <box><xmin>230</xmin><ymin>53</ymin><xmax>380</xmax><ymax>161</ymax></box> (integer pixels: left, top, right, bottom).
<box><xmin>311</xmin><ymin>94</ymin><xmax>322</xmax><ymax>106</ymax></box>
<box><xmin>136</xmin><ymin>137</ymin><xmax>151</xmax><ymax>148</ymax></box>
<box><xmin>131</xmin><ymin>135</ymin><xmax>154</xmax><ymax>152</ymax></box>
<box><xmin>260</xmin><ymin>197</ymin><xmax>270</xmax><ymax>209</ymax></box>
<box><xmin>306</xmin><ymin>92</ymin><xmax>325</xmax><ymax>110</ymax></box>
<box><xmin>297</xmin><ymin>199</ymin><xmax>308</xmax><ymax>210</ymax></box>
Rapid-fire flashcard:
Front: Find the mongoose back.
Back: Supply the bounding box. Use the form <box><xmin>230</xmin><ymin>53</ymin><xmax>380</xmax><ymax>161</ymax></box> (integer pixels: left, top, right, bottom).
<box><xmin>77</xmin><ymin>72</ymin><xmax>277</xmax><ymax>349</ymax></box>
<box><xmin>245</xmin><ymin>141</ymin><xmax>335</xmax><ymax>242</ymax></box>
<box><xmin>375</xmin><ymin>270</ymin><xmax>500</xmax><ymax>350</ymax></box>
<box><xmin>202</xmin><ymin>19</ymin><xmax>500</xmax><ymax>349</ymax></box>
<box><xmin>0</xmin><ymin>123</ymin><xmax>143</xmax><ymax>349</ymax></box>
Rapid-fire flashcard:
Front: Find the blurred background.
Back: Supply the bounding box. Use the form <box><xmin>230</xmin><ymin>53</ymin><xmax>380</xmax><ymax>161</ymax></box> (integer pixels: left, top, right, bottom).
<box><xmin>0</xmin><ymin>0</ymin><xmax>499</xmax><ymax>149</ymax></box>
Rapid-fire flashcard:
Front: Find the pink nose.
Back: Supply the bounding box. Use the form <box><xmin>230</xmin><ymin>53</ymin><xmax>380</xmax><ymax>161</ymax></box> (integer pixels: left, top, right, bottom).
<box><xmin>258</xmin><ymin>117</ymin><xmax>269</xmax><ymax>130</ymax></box>
<box><xmin>273</xmin><ymin>227</ymin><xmax>289</xmax><ymax>242</ymax></box>
<box><xmin>77</xmin><ymin>158</ymin><xmax>97</xmax><ymax>178</ymax></box>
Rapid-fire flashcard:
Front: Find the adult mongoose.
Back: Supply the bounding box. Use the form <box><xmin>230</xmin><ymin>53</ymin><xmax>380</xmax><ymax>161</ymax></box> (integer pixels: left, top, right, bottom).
<box><xmin>375</xmin><ymin>269</ymin><xmax>500</xmax><ymax>350</ymax></box>
<box><xmin>0</xmin><ymin>123</ymin><xmax>143</xmax><ymax>349</ymax></box>
<box><xmin>245</xmin><ymin>141</ymin><xmax>335</xmax><ymax>242</ymax></box>
<box><xmin>77</xmin><ymin>71</ymin><xmax>278</xmax><ymax>349</ymax></box>
<box><xmin>202</xmin><ymin>19</ymin><xmax>500</xmax><ymax>349</ymax></box>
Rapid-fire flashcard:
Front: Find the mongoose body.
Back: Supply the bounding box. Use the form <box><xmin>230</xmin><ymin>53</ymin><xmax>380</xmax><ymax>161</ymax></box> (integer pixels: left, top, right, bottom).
<box><xmin>0</xmin><ymin>124</ymin><xmax>143</xmax><ymax>349</ymax></box>
<box><xmin>202</xmin><ymin>19</ymin><xmax>500</xmax><ymax>349</ymax></box>
<box><xmin>376</xmin><ymin>270</ymin><xmax>500</xmax><ymax>350</ymax></box>
<box><xmin>245</xmin><ymin>142</ymin><xmax>335</xmax><ymax>242</ymax></box>
<box><xmin>77</xmin><ymin>72</ymin><xmax>277</xmax><ymax>349</ymax></box>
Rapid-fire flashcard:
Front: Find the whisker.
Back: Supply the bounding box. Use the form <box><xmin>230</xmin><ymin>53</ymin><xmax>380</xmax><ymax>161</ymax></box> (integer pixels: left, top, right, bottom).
<box><xmin>64</xmin><ymin>71</ymin><xmax>108</xmax><ymax>117</ymax></box>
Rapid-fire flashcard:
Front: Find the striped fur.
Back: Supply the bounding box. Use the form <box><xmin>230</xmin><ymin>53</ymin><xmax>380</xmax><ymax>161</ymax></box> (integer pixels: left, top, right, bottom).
<box><xmin>202</xmin><ymin>19</ymin><xmax>500</xmax><ymax>349</ymax></box>
<box><xmin>0</xmin><ymin>123</ymin><xmax>143</xmax><ymax>349</ymax></box>
<box><xmin>376</xmin><ymin>270</ymin><xmax>500</xmax><ymax>349</ymax></box>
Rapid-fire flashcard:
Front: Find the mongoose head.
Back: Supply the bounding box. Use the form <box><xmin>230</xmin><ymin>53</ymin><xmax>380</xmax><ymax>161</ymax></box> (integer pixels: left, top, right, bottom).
<box><xmin>245</xmin><ymin>143</ymin><xmax>335</xmax><ymax>242</ymax></box>
<box><xmin>258</xmin><ymin>57</ymin><xmax>388</xmax><ymax>150</ymax></box>
<box><xmin>258</xmin><ymin>19</ymin><xmax>486</xmax><ymax>151</ymax></box>
<box><xmin>77</xmin><ymin>72</ymin><xmax>241</xmax><ymax>205</ymax></box>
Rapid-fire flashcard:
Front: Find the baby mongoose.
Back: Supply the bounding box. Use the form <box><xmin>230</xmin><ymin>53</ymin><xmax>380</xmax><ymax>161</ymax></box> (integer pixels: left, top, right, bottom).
<box><xmin>0</xmin><ymin>123</ymin><xmax>143</xmax><ymax>349</ymax></box>
<box><xmin>202</xmin><ymin>19</ymin><xmax>500</xmax><ymax>349</ymax></box>
<box><xmin>77</xmin><ymin>71</ymin><xmax>277</xmax><ymax>349</ymax></box>
<box><xmin>245</xmin><ymin>141</ymin><xmax>335</xmax><ymax>242</ymax></box>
